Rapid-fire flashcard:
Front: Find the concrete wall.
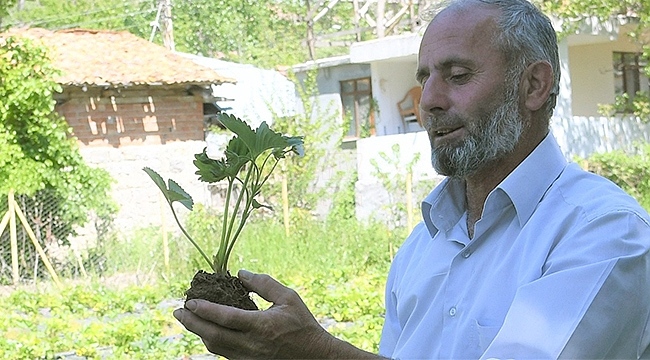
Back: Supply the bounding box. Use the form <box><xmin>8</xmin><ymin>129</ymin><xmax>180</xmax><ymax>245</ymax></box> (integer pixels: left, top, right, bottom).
<box><xmin>568</xmin><ymin>41</ymin><xmax>643</xmax><ymax>117</ymax></box>
<box><xmin>79</xmin><ymin>140</ymin><xmax>213</xmax><ymax>237</ymax></box>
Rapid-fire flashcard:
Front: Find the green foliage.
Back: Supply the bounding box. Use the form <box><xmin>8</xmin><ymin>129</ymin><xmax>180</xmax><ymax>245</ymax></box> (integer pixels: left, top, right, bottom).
<box><xmin>370</xmin><ymin>143</ymin><xmax>436</xmax><ymax>230</ymax></box>
<box><xmin>172</xmin><ymin>0</ymin><xmax>308</xmax><ymax>67</ymax></box>
<box><xmin>599</xmin><ymin>91</ymin><xmax>650</xmax><ymax>121</ymax></box>
<box><xmin>4</xmin><ymin>0</ymin><xmax>310</xmax><ymax>67</ymax></box>
<box><xmin>1</xmin><ymin>210</ymin><xmax>409</xmax><ymax>357</ymax></box>
<box><xmin>0</xmin><ymin>282</ymin><xmax>206</xmax><ymax>359</ymax></box>
<box><xmin>0</xmin><ymin>36</ymin><xmax>115</xmax><ymax>257</ymax></box>
<box><xmin>2</xmin><ymin>0</ymin><xmax>153</xmax><ymax>34</ymax></box>
<box><xmin>181</xmin><ymin>211</ymin><xmax>405</xmax><ymax>353</ymax></box>
<box><xmin>327</xmin><ymin>172</ymin><xmax>358</xmax><ymax>222</ymax></box>
<box><xmin>536</xmin><ymin>0</ymin><xmax>644</xmax><ymax>22</ymax></box>
<box><xmin>269</xmin><ymin>70</ymin><xmax>350</xmax><ymax>217</ymax></box>
<box><xmin>182</xmin><ymin>206</ymin><xmax>404</xmax><ymax>283</ymax></box>
<box><xmin>145</xmin><ymin>113</ymin><xmax>304</xmax><ymax>274</ymax></box>
<box><xmin>580</xmin><ymin>143</ymin><xmax>650</xmax><ymax>211</ymax></box>
<box><xmin>0</xmin><ymin>0</ymin><xmax>16</xmax><ymax>20</ymax></box>
<box><xmin>3</xmin><ymin>0</ymin><xmax>426</xmax><ymax>67</ymax></box>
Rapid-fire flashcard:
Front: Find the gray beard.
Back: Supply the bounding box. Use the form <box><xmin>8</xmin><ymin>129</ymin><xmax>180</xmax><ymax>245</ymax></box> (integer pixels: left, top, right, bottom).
<box><xmin>430</xmin><ymin>91</ymin><xmax>523</xmax><ymax>178</ymax></box>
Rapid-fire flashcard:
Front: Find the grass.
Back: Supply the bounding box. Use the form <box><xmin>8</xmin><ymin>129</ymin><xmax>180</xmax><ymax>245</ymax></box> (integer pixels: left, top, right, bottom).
<box><xmin>0</xmin><ymin>209</ymin><xmax>407</xmax><ymax>359</ymax></box>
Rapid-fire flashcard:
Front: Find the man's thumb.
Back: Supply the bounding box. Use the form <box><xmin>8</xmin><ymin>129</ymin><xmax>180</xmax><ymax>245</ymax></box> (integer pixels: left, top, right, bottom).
<box><xmin>237</xmin><ymin>269</ymin><xmax>292</xmax><ymax>305</ymax></box>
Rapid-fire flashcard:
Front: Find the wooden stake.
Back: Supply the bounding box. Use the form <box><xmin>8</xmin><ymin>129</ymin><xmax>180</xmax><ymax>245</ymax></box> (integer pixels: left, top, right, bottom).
<box><xmin>160</xmin><ymin>192</ymin><xmax>170</xmax><ymax>274</ymax></box>
<box><xmin>282</xmin><ymin>175</ymin><xmax>290</xmax><ymax>236</ymax></box>
<box><xmin>13</xmin><ymin>199</ymin><xmax>62</xmax><ymax>288</ymax></box>
<box><xmin>8</xmin><ymin>191</ymin><xmax>19</xmax><ymax>285</ymax></box>
<box><xmin>0</xmin><ymin>211</ymin><xmax>10</xmax><ymax>239</ymax></box>
<box><xmin>406</xmin><ymin>171</ymin><xmax>413</xmax><ymax>231</ymax></box>
<box><xmin>73</xmin><ymin>247</ymin><xmax>88</xmax><ymax>278</ymax></box>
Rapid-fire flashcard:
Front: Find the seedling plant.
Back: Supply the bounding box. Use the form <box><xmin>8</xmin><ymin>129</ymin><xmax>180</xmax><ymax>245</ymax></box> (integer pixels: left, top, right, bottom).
<box><xmin>144</xmin><ymin>113</ymin><xmax>303</xmax><ymax>309</ymax></box>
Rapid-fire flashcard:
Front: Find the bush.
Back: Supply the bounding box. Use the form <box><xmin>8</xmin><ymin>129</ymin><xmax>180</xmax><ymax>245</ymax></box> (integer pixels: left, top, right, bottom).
<box><xmin>581</xmin><ymin>143</ymin><xmax>650</xmax><ymax>211</ymax></box>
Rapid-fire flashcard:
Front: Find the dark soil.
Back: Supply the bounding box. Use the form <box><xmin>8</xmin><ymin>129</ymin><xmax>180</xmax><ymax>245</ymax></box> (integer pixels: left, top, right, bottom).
<box><xmin>185</xmin><ymin>270</ymin><xmax>258</xmax><ymax>310</ymax></box>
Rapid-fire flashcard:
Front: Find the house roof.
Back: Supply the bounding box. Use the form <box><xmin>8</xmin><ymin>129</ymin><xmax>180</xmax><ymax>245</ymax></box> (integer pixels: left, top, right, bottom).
<box><xmin>1</xmin><ymin>27</ymin><xmax>235</xmax><ymax>87</ymax></box>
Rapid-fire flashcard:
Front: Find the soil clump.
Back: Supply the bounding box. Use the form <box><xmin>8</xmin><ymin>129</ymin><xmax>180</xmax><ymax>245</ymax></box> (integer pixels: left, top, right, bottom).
<box><xmin>185</xmin><ymin>270</ymin><xmax>258</xmax><ymax>310</ymax></box>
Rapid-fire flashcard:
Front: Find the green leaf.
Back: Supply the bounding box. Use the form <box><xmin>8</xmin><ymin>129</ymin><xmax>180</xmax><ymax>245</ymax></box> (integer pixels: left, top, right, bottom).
<box><xmin>254</xmin><ymin>121</ymin><xmax>291</xmax><ymax>158</ymax></box>
<box><xmin>224</xmin><ymin>136</ymin><xmax>252</xmax><ymax>174</ymax></box>
<box><xmin>286</xmin><ymin>136</ymin><xmax>306</xmax><ymax>157</ymax></box>
<box><xmin>194</xmin><ymin>149</ymin><xmax>228</xmax><ymax>183</ymax></box>
<box><xmin>143</xmin><ymin>167</ymin><xmax>194</xmax><ymax>210</ymax></box>
<box><xmin>168</xmin><ymin>179</ymin><xmax>194</xmax><ymax>211</ymax></box>
<box><xmin>219</xmin><ymin>113</ymin><xmax>256</xmax><ymax>156</ymax></box>
<box><xmin>143</xmin><ymin>167</ymin><xmax>167</xmax><ymax>197</ymax></box>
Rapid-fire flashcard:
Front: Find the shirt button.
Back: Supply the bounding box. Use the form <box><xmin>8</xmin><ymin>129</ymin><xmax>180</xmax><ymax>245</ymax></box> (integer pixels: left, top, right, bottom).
<box><xmin>449</xmin><ymin>306</ymin><xmax>457</xmax><ymax>316</ymax></box>
<box><xmin>461</xmin><ymin>249</ymin><xmax>471</xmax><ymax>258</ymax></box>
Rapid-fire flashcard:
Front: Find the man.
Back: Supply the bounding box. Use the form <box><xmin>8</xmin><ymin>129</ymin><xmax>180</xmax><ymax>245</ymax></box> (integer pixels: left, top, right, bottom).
<box><xmin>174</xmin><ymin>0</ymin><xmax>650</xmax><ymax>358</ymax></box>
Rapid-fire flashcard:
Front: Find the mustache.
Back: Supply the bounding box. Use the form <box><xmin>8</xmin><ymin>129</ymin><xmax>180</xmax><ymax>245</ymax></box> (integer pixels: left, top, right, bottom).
<box><xmin>424</xmin><ymin>113</ymin><xmax>467</xmax><ymax>132</ymax></box>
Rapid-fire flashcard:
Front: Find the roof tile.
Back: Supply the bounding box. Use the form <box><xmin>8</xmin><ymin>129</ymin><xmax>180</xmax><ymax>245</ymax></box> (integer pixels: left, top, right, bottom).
<box><xmin>2</xmin><ymin>27</ymin><xmax>235</xmax><ymax>87</ymax></box>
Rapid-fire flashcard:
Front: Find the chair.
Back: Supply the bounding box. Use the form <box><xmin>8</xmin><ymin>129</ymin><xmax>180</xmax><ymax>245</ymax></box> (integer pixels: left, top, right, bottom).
<box><xmin>397</xmin><ymin>86</ymin><xmax>423</xmax><ymax>131</ymax></box>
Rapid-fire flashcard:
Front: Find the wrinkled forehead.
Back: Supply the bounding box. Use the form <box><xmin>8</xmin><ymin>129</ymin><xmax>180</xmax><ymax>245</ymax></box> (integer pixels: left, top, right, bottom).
<box><xmin>421</xmin><ymin>2</ymin><xmax>501</xmax><ymax>51</ymax></box>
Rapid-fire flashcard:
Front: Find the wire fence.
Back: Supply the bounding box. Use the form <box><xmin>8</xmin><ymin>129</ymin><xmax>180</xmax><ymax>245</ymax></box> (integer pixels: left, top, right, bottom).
<box><xmin>0</xmin><ymin>190</ymin><xmax>109</xmax><ymax>286</ymax></box>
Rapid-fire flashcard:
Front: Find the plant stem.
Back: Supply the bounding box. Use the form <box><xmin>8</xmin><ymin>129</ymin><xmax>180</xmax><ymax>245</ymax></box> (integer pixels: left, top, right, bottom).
<box><xmin>224</xmin><ymin>155</ymin><xmax>275</xmax><ymax>264</ymax></box>
<box><xmin>221</xmin><ymin>163</ymin><xmax>256</xmax><ymax>273</ymax></box>
<box><xmin>216</xmin><ymin>178</ymin><xmax>235</xmax><ymax>274</ymax></box>
<box><xmin>168</xmin><ymin>201</ymin><xmax>213</xmax><ymax>271</ymax></box>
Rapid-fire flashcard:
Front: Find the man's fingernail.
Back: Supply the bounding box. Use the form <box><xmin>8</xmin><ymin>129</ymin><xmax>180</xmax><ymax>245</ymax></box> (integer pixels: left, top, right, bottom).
<box><xmin>238</xmin><ymin>269</ymin><xmax>252</xmax><ymax>280</ymax></box>
<box><xmin>185</xmin><ymin>300</ymin><xmax>197</xmax><ymax>312</ymax></box>
<box><xmin>173</xmin><ymin>308</ymin><xmax>184</xmax><ymax>321</ymax></box>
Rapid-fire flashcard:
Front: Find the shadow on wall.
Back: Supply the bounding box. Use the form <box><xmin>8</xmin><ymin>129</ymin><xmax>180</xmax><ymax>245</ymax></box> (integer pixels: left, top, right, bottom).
<box><xmin>552</xmin><ymin>116</ymin><xmax>650</xmax><ymax>160</ymax></box>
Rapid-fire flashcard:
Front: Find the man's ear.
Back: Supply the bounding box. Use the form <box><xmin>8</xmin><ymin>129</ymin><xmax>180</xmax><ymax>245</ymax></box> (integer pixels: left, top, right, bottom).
<box><xmin>521</xmin><ymin>61</ymin><xmax>554</xmax><ymax>112</ymax></box>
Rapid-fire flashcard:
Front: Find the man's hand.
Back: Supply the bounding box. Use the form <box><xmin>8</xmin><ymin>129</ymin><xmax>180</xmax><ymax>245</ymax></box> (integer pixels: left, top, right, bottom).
<box><xmin>173</xmin><ymin>269</ymin><xmax>380</xmax><ymax>359</ymax></box>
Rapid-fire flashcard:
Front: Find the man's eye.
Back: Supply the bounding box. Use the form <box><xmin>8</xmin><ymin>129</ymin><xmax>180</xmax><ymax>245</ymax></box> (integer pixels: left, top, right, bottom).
<box><xmin>449</xmin><ymin>73</ymin><xmax>471</xmax><ymax>83</ymax></box>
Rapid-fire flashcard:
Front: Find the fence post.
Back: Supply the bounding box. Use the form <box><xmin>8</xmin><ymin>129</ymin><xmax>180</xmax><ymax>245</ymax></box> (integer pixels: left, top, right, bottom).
<box><xmin>406</xmin><ymin>171</ymin><xmax>414</xmax><ymax>231</ymax></box>
<box><xmin>282</xmin><ymin>175</ymin><xmax>290</xmax><ymax>236</ymax></box>
<box><xmin>160</xmin><ymin>192</ymin><xmax>170</xmax><ymax>274</ymax></box>
<box><xmin>8</xmin><ymin>191</ymin><xmax>19</xmax><ymax>285</ymax></box>
<box><xmin>13</xmin><ymin>201</ymin><xmax>62</xmax><ymax>288</ymax></box>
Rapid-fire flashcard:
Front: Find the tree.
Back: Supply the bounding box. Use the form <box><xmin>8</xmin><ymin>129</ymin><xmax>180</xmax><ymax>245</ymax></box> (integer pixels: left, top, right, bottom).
<box><xmin>1</xmin><ymin>0</ymin><xmax>309</xmax><ymax>68</ymax></box>
<box><xmin>1</xmin><ymin>0</ymin><xmax>422</xmax><ymax>68</ymax></box>
<box><xmin>170</xmin><ymin>0</ymin><xmax>314</xmax><ymax>68</ymax></box>
<box><xmin>0</xmin><ymin>35</ymin><xmax>116</xmax><ymax>279</ymax></box>
<box><xmin>0</xmin><ymin>0</ymin><xmax>16</xmax><ymax>22</ymax></box>
<box><xmin>1</xmin><ymin>0</ymin><xmax>153</xmax><ymax>33</ymax></box>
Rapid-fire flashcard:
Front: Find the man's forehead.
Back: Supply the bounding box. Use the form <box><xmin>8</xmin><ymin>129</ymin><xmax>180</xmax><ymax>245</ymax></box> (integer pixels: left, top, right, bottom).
<box><xmin>420</xmin><ymin>7</ymin><xmax>500</xmax><ymax>55</ymax></box>
<box><xmin>428</xmin><ymin>2</ymin><xmax>499</xmax><ymax>32</ymax></box>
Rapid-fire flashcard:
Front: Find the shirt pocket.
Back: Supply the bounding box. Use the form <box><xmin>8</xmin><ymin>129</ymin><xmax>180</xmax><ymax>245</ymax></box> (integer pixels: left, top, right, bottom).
<box><xmin>473</xmin><ymin>319</ymin><xmax>501</xmax><ymax>352</ymax></box>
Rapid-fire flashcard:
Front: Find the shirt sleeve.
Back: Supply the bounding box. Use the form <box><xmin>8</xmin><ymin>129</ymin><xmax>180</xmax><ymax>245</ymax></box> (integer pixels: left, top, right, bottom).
<box><xmin>481</xmin><ymin>210</ymin><xmax>650</xmax><ymax>359</ymax></box>
<box><xmin>379</xmin><ymin>264</ymin><xmax>400</xmax><ymax>357</ymax></box>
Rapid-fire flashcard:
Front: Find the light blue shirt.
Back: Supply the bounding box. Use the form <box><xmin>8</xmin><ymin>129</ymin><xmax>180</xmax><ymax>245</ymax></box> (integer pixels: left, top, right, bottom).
<box><xmin>379</xmin><ymin>134</ymin><xmax>650</xmax><ymax>359</ymax></box>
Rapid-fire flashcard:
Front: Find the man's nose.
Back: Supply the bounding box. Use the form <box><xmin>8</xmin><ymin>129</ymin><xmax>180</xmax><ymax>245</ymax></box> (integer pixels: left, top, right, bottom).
<box><xmin>420</xmin><ymin>75</ymin><xmax>450</xmax><ymax>114</ymax></box>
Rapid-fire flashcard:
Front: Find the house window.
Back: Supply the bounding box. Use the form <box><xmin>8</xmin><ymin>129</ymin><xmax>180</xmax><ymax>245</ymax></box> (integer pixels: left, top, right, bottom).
<box><xmin>613</xmin><ymin>52</ymin><xmax>649</xmax><ymax>102</ymax></box>
<box><xmin>340</xmin><ymin>77</ymin><xmax>374</xmax><ymax>138</ymax></box>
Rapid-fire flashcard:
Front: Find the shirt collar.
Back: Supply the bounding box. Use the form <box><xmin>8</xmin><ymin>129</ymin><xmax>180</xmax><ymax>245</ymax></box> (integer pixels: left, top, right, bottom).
<box><xmin>421</xmin><ymin>133</ymin><xmax>568</xmax><ymax>237</ymax></box>
<box><xmin>499</xmin><ymin>133</ymin><xmax>567</xmax><ymax>227</ymax></box>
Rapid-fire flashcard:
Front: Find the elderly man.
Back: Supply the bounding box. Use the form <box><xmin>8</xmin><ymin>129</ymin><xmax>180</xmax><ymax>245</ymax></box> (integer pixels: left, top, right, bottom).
<box><xmin>174</xmin><ymin>0</ymin><xmax>650</xmax><ymax>358</ymax></box>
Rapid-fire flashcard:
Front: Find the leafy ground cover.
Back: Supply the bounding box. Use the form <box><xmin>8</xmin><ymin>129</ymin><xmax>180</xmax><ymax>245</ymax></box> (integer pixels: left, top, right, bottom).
<box><xmin>1</xmin><ymin>214</ymin><xmax>405</xmax><ymax>359</ymax></box>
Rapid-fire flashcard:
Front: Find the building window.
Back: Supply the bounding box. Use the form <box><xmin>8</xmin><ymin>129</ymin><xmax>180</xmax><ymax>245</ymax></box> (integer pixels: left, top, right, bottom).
<box><xmin>340</xmin><ymin>77</ymin><xmax>374</xmax><ymax>138</ymax></box>
<box><xmin>613</xmin><ymin>52</ymin><xmax>649</xmax><ymax>104</ymax></box>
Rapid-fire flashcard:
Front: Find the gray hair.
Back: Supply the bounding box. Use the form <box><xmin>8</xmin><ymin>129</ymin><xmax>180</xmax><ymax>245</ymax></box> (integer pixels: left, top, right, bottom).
<box><xmin>431</xmin><ymin>0</ymin><xmax>561</xmax><ymax>120</ymax></box>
